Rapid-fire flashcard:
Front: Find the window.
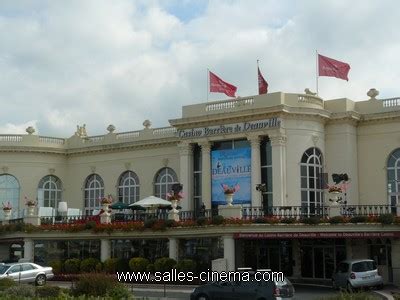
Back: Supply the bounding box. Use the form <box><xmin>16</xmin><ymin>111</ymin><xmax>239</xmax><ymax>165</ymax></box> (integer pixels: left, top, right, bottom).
<box><xmin>387</xmin><ymin>148</ymin><xmax>400</xmax><ymax>211</ymax></box>
<box><xmin>22</xmin><ymin>264</ymin><xmax>36</xmax><ymax>271</ymax></box>
<box><xmin>117</xmin><ymin>171</ymin><xmax>140</xmax><ymax>204</ymax></box>
<box><xmin>260</xmin><ymin>137</ymin><xmax>273</xmax><ymax>212</ymax></box>
<box><xmin>154</xmin><ymin>168</ymin><xmax>178</xmax><ymax>200</ymax></box>
<box><xmin>38</xmin><ymin>175</ymin><xmax>62</xmax><ymax>208</ymax></box>
<box><xmin>300</xmin><ymin>148</ymin><xmax>324</xmax><ymax>216</ymax></box>
<box><xmin>84</xmin><ymin>174</ymin><xmax>104</xmax><ymax>215</ymax></box>
<box><xmin>193</xmin><ymin>145</ymin><xmax>202</xmax><ymax>213</ymax></box>
<box><xmin>8</xmin><ymin>265</ymin><xmax>21</xmax><ymax>274</ymax></box>
<box><xmin>0</xmin><ymin>174</ymin><xmax>20</xmax><ymax>215</ymax></box>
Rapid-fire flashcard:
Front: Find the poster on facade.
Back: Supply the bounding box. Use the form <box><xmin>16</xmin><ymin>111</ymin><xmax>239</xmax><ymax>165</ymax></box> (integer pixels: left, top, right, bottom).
<box><xmin>211</xmin><ymin>148</ymin><xmax>251</xmax><ymax>205</ymax></box>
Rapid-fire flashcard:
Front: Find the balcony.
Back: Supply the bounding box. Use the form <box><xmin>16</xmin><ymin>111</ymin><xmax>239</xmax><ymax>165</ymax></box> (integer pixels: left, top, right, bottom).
<box><xmin>1</xmin><ymin>204</ymin><xmax>397</xmax><ymax>227</ymax></box>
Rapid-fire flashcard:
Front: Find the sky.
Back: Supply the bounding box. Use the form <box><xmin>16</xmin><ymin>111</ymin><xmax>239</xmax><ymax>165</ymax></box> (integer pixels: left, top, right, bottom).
<box><xmin>0</xmin><ymin>0</ymin><xmax>399</xmax><ymax>137</ymax></box>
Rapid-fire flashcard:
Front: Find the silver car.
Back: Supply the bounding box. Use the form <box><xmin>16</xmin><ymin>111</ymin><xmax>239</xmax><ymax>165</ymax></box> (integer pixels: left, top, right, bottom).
<box><xmin>332</xmin><ymin>259</ymin><xmax>383</xmax><ymax>291</ymax></box>
<box><xmin>0</xmin><ymin>262</ymin><xmax>54</xmax><ymax>286</ymax></box>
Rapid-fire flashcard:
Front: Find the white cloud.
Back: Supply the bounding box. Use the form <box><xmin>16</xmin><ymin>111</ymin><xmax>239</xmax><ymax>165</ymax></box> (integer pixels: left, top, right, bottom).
<box><xmin>0</xmin><ymin>120</ymin><xmax>38</xmax><ymax>134</ymax></box>
<box><xmin>0</xmin><ymin>0</ymin><xmax>399</xmax><ymax>136</ymax></box>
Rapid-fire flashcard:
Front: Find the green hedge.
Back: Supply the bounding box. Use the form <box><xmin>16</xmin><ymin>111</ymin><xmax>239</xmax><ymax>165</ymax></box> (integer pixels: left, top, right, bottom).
<box><xmin>154</xmin><ymin>257</ymin><xmax>177</xmax><ymax>272</ymax></box>
<box><xmin>80</xmin><ymin>258</ymin><xmax>100</xmax><ymax>273</ymax></box>
<box><xmin>64</xmin><ymin>258</ymin><xmax>81</xmax><ymax>274</ymax></box>
<box><xmin>129</xmin><ymin>257</ymin><xmax>150</xmax><ymax>272</ymax></box>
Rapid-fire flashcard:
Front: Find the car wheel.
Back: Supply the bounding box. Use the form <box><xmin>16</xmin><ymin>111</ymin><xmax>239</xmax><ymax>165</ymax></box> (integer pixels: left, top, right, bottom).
<box><xmin>377</xmin><ymin>284</ymin><xmax>384</xmax><ymax>290</ymax></box>
<box><xmin>347</xmin><ymin>281</ymin><xmax>354</xmax><ymax>293</ymax></box>
<box><xmin>196</xmin><ymin>294</ymin><xmax>209</xmax><ymax>300</ymax></box>
<box><xmin>35</xmin><ymin>274</ymin><xmax>46</xmax><ymax>286</ymax></box>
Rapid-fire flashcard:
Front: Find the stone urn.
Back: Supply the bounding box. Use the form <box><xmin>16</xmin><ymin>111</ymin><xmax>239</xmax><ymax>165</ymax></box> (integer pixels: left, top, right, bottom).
<box><xmin>170</xmin><ymin>199</ymin><xmax>179</xmax><ymax>213</ymax></box>
<box><xmin>27</xmin><ymin>205</ymin><xmax>36</xmax><ymax>216</ymax></box>
<box><xmin>225</xmin><ymin>193</ymin><xmax>234</xmax><ymax>206</ymax></box>
<box><xmin>3</xmin><ymin>209</ymin><xmax>11</xmax><ymax>220</ymax></box>
<box><xmin>101</xmin><ymin>204</ymin><xmax>110</xmax><ymax>212</ymax></box>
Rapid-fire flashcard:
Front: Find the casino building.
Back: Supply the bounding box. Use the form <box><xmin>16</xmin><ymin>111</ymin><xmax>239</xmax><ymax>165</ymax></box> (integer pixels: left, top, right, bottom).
<box><xmin>0</xmin><ymin>88</ymin><xmax>400</xmax><ymax>285</ymax></box>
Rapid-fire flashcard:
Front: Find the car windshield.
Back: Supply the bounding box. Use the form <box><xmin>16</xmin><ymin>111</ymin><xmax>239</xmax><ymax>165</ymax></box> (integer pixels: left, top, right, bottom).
<box><xmin>0</xmin><ymin>265</ymin><xmax>9</xmax><ymax>274</ymax></box>
<box><xmin>352</xmin><ymin>261</ymin><xmax>377</xmax><ymax>272</ymax></box>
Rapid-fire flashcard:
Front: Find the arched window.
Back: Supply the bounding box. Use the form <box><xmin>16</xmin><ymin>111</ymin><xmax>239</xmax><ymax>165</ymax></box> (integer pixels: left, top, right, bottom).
<box><xmin>38</xmin><ymin>175</ymin><xmax>62</xmax><ymax>208</ymax></box>
<box><xmin>387</xmin><ymin>148</ymin><xmax>400</xmax><ymax>210</ymax></box>
<box><xmin>0</xmin><ymin>174</ymin><xmax>20</xmax><ymax>216</ymax></box>
<box><xmin>118</xmin><ymin>171</ymin><xmax>140</xmax><ymax>204</ymax></box>
<box><xmin>300</xmin><ymin>148</ymin><xmax>324</xmax><ymax>215</ymax></box>
<box><xmin>84</xmin><ymin>174</ymin><xmax>104</xmax><ymax>215</ymax></box>
<box><xmin>154</xmin><ymin>167</ymin><xmax>178</xmax><ymax>200</ymax></box>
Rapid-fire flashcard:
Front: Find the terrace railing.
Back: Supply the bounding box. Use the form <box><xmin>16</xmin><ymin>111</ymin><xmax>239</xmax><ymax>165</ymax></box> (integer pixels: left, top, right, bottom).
<box><xmin>242</xmin><ymin>206</ymin><xmax>330</xmax><ymax>220</ymax></box>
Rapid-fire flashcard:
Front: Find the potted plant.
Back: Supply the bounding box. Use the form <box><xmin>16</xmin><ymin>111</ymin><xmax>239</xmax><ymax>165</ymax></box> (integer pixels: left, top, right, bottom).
<box><xmin>100</xmin><ymin>195</ymin><xmax>113</xmax><ymax>210</ymax></box>
<box><xmin>167</xmin><ymin>191</ymin><xmax>183</xmax><ymax>212</ymax></box>
<box><xmin>25</xmin><ymin>196</ymin><xmax>37</xmax><ymax>216</ymax></box>
<box><xmin>2</xmin><ymin>202</ymin><xmax>12</xmax><ymax>219</ymax></box>
<box><xmin>221</xmin><ymin>183</ymin><xmax>240</xmax><ymax>206</ymax></box>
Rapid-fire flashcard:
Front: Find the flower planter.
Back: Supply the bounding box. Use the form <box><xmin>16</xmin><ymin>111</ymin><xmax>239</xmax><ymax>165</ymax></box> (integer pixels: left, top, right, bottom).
<box><xmin>225</xmin><ymin>193</ymin><xmax>234</xmax><ymax>206</ymax></box>
<box><xmin>27</xmin><ymin>205</ymin><xmax>36</xmax><ymax>216</ymax></box>
<box><xmin>3</xmin><ymin>209</ymin><xmax>11</xmax><ymax>219</ymax></box>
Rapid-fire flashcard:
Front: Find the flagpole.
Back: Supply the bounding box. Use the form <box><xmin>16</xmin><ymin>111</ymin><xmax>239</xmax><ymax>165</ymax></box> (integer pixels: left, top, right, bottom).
<box><xmin>316</xmin><ymin>50</ymin><xmax>319</xmax><ymax>96</ymax></box>
<box><xmin>207</xmin><ymin>68</ymin><xmax>209</xmax><ymax>102</ymax></box>
<box><xmin>257</xmin><ymin>59</ymin><xmax>259</xmax><ymax>93</ymax></box>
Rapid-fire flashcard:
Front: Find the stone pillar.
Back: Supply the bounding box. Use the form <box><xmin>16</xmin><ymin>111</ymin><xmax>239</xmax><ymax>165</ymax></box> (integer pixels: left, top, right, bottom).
<box><xmin>270</xmin><ymin>134</ymin><xmax>287</xmax><ymax>206</ymax></box>
<box><xmin>392</xmin><ymin>239</ymin><xmax>400</xmax><ymax>286</ymax></box>
<box><xmin>178</xmin><ymin>143</ymin><xmax>193</xmax><ymax>211</ymax></box>
<box><xmin>223</xmin><ymin>235</ymin><xmax>235</xmax><ymax>272</ymax></box>
<box><xmin>248</xmin><ymin>135</ymin><xmax>262</xmax><ymax>207</ymax></box>
<box><xmin>169</xmin><ymin>238</ymin><xmax>178</xmax><ymax>261</ymax></box>
<box><xmin>100</xmin><ymin>239</ymin><xmax>111</xmax><ymax>262</ymax></box>
<box><xmin>23</xmin><ymin>238</ymin><xmax>34</xmax><ymax>261</ymax></box>
<box><xmin>291</xmin><ymin>240</ymin><xmax>301</xmax><ymax>278</ymax></box>
<box><xmin>200</xmin><ymin>142</ymin><xmax>212</xmax><ymax>209</ymax></box>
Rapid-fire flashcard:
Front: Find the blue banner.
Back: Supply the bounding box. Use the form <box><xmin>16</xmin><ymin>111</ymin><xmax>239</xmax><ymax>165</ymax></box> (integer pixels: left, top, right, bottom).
<box><xmin>211</xmin><ymin>148</ymin><xmax>251</xmax><ymax>206</ymax></box>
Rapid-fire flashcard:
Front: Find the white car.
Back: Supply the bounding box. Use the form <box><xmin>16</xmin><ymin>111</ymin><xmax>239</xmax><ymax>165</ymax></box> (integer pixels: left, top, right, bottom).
<box><xmin>332</xmin><ymin>259</ymin><xmax>383</xmax><ymax>291</ymax></box>
<box><xmin>0</xmin><ymin>262</ymin><xmax>54</xmax><ymax>286</ymax></box>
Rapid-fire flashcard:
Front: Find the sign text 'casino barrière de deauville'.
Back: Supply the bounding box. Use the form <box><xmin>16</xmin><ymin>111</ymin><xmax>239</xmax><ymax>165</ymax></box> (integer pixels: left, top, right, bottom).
<box><xmin>178</xmin><ymin>118</ymin><xmax>281</xmax><ymax>138</ymax></box>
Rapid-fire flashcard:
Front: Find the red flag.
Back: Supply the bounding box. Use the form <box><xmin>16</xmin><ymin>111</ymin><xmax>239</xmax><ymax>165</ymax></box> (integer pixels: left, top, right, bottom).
<box><xmin>209</xmin><ymin>71</ymin><xmax>237</xmax><ymax>97</ymax></box>
<box><xmin>318</xmin><ymin>54</ymin><xmax>350</xmax><ymax>81</ymax></box>
<box><xmin>258</xmin><ymin>67</ymin><xmax>268</xmax><ymax>94</ymax></box>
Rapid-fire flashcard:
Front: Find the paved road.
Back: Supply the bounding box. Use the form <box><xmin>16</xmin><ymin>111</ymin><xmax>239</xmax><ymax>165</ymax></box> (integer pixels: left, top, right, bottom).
<box><xmin>48</xmin><ymin>281</ymin><xmax>383</xmax><ymax>300</ymax></box>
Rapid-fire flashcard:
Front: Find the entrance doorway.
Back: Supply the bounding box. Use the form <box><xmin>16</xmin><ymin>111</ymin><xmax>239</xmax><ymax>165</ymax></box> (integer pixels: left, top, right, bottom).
<box><xmin>369</xmin><ymin>239</ymin><xmax>392</xmax><ymax>283</ymax></box>
<box><xmin>300</xmin><ymin>239</ymin><xmax>346</xmax><ymax>279</ymax></box>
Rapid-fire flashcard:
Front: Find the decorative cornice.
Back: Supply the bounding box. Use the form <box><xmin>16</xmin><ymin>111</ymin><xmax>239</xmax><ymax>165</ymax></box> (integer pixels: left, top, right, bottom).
<box><xmin>269</xmin><ymin>134</ymin><xmax>287</xmax><ymax>146</ymax></box>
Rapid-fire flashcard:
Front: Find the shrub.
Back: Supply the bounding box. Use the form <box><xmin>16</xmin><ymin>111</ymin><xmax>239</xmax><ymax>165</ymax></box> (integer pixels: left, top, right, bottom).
<box><xmin>64</xmin><ymin>258</ymin><xmax>81</xmax><ymax>274</ymax></box>
<box><xmin>95</xmin><ymin>262</ymin><xmax>103</xmax><ymax>272</ymax></box>
<box><xmin>36</xmin><ymin>285</ymin><xmax>62</xmax><ymax>298</ymax></box>
<box><xmin>378</xmin><ymin>213</ymin><xmax>395</xmax><ymax>225</ymax></box>
<box><xmin>301</xmin><ymin>217</ymin><xmax>321</xmax><ymax>225</ymax></box>
<box><xmin>103</xmin><ymin>258</ymin><xmax>119</xmax><ymax>273</ymax></box>
<box><xmin>129</xmin><ymin>257</ymin><xmax>150</xmax><ymax>272</ymax></box>
<box><xmin>71</xmin><ymin>273</ymin><xmax>119</xmax><ymax>297</ymax></box>
<box><xmin>329</xmin><ymin>216</ymin><xmax>346</xmax><ymax>224</ymax></box>
<box><xmin>80</xmin><ymin>258</ymin><xmax>100</xmax><ymax>273</ymax></box>
<box><xmin>5</xmin><ymin>284</ymin><xmax>36</xmax><ymax>298</ymax></box>
<box><xmin>350</xmin><ymin>216</ymin><xmax>368</xmax><ymax>223</ymax></box>
<box><xmin>196</xmin><ymin>216</ymin><xmax>207</xmax><ymax>226</ymax></box>
<box><xmin>175</xmin><ymin>259</ymin><xmax>196</xmax><ymax>273</ymax></box>
<box><xmin>254</xmin><ymin>217</ymin><xmax>267</xmax><ymax>224</ymax></box>
<box><xmin>107</xmin><ymin>284</ymin><xmax>133</xmax><ymax>299</ymax></box>
<box><xmin>0</xmin><ymin>278</ymin><xmax>16</xmax><ymax>291</ymax></box>
<box><xmin>154</xmin><ymin>257</ymin><xmax>177</xmax><ymax>272</ymax></box>
<box><xmin>146</xmin><ymin>263</ymin><xmax>155</xmax><ymax>273</ymax></box>
<box><xmin>49</xmin><ymin>260</ymin><xmax>63</xmax><ymax>274</ymax></box>
<box><xmin>212</xmin><ymin>215</ymin><xmax>224</xmax><ymax>225</ymax></box>
<box><xmin>84</xmin><ymin>220</ymin><xmax>97</xmax><ymax>230</ymax></box>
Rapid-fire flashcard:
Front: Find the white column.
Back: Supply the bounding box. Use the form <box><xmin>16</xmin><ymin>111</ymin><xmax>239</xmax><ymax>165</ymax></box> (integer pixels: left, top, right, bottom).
<box><xmin>23</xmin><ymin>238</ymin><xmax>34</xmax><ymax>261</ymax></box>
<box><xmin>178</xmin><ymin>143</ymin><xmax>193</xmax><ymax>211</ymax></box>
<box><xmin>223</xmin><ymin>235</ymin><xmax>235</xmax><ymax>272</ymax></box>
<box><xmin>248</xmin><ymin>135</ymin><xmax>262</xmax><ymax>207</ymax></box>
<box><xmin>270</xmin><ymin>134</ymin><xmax>287</xmax><ymax>206</ymax></box>
<box><xmin>169</xmin><ymin>238</ymin><xmax>178</xmax><ymax>261</ymax></box>
<box><xmin>200</xmin><ymin>142</ymin><xmax>212</xmax><ymax>209</ymax></box>
<box><xmin>100</xmin><ymin>239</ymin><xmax>111</xmax><ymax>262</ymax></box>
